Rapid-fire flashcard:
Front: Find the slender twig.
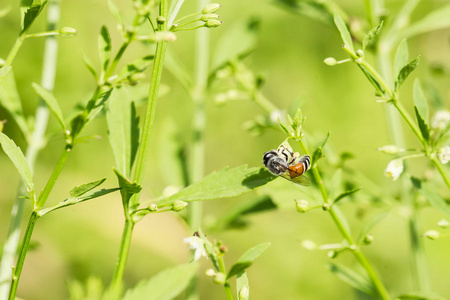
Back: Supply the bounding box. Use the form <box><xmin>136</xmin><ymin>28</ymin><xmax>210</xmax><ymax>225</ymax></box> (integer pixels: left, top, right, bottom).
<box><xmin>217</xmin><ymin>256</ymin><xmax>234</xmax><ymax>300</ymax></box>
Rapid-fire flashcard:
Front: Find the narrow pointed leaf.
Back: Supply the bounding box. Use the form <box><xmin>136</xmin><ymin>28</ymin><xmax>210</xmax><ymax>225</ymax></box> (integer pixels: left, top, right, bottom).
<box><xmin>413</xmin><ymin>79</ymin><xmax>429</xmax><ymax>124</ymax></box>
<box><xmin>327</xmin><ymin>262</ymin><xmax>376</xmax><ymax>296</ymax></box>
<box><xmin>0</xmin><ymin>70</ymin><xmax>29</xmax><ymax>136</ymax></box>
<box><xmin>362</xmin><ymin>21</ymin><xmax>383</xmax><ymax>50</ymax></box>
<box><xmin>334</xmin><ymin>12</ymin><xmax>354</xmax><ymax>52</ymax></box>
<box><xmin>107</xmin><ymin>0</ymin><xmax>123</xmax><ymax>27</ymax></box>
<box><xmin>358</xmin><ymin>65</ymin><xmax>384</xmax><ymax>94</ymax></box>
<box><xmin>0</xmin><ymin>132</ymin><xmax>34</xmax><ymax>192</ymax></box>
<box><xmin>123</xmin><ymin>263</ymin><xmax>197</xmax><ymax>300</ymax></box>
<box><xmin>396</xmin><ymin>56</ymin><xmax>421</xmax><ymax>90</ymax></box>
<box><xmin>21</xmin><ymin>0</ymin><xmax>47</xmax><ymax>34</ymax></box>
<box><xmin>157</xmin><ymin>166</ymin><xmax>276</xmax><ymax>206</ymax></box>
<box><xmin>394</xmin><ymin>40</ymin><xmax>409</xmax><ymax>78</ymax></box>
<box><xmin>400</xmin><ymin>4</ymin><xmax>450</xmax><ymax>40</ymax></box>
<box><xmin>114</xmin><ymin>169</ymin><xmax>141</xmax><ymax>209</ymax></box>
<box><xmin>236</xmin><ymin>271</ymin><xmax>249</xmax><ymax>300</ymax></box>
<box><xmin>107</xmin><ymin>88</ymin><xmax>140</xmax><ymax>177</ymax></box>
<box><xmin>228</xmin><ymin>242</ymin><xmax>270</xmax><ymax>279</ymax></box>
<box><xmin>69</xmin><ymin>178</ymin><xmax>106</xmax><ymax>198</ymax></box>
<box><xmin>312</xmin><ymin>147</ymin><xmax>324</xmax><ymax>167</ymax></box>
<box><xmin>32</xmin><ymin>82</ymin><xmax>66</xmax><ymax>131</ymax></box>
<box><xmin>333</xmin><ymin>187</ymin><xmax>362</xmax><ymax>205</ymax></box>
<box><xmin>82</xmin><ymin>53</ymin><xmax>98</xmax><ymax>81</ymax></box>
<box><xmin>411</xmin><ymin>177</ymin><xmax>450</xmax><ymax>220</ymax></box>
<box><xmin>98</xmin><ymin>25</ymin><xmax>112</xmax><ymax>72</ymax></box>
<box><xmin>414</xmin><ymin>106</ymin><xmax>430</xmax><ymax>142</ymax></box>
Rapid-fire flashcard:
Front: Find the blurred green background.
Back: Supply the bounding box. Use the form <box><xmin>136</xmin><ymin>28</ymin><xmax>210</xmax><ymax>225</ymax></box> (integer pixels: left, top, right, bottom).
<box><xmin>1</xmin><ymin>0</ymin><xmax>450</xmax><ymax>299</ymax></box>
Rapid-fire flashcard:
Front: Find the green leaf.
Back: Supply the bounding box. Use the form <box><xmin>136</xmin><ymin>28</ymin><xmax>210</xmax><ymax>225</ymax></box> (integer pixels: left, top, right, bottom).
<box><xmin>274</xmin><ymin>0</ymin><xmax>334</xmax><ymax>26</ymax></box>
<box><xmin>69</xmin><ymin>113</ymin><xmax>86</xmax><ymax>141</ymax></box>
<box><xmin>414</xmin><ymin>106</ymin><xmax>430</xmax><ymax>142</ymax></box>
<box><xmin>227</xmin><ymin>242</ymin><xmax>270</xmax><ymax>279</ymax></box>
<box><xmin>327</xmin><ymin>262</ymin><xmax>376</xmax><ymax>296</ymax></box>
<box><xmin>333</xmin><ymin>187</ymin><xmax>362</xmax><ymax>205</ymax></box>
<box><xmin>39</xmin><ymin>187</ymin><xmax>120</xmax><ymax>216</ymax></box>
<box><xmin>158</xmin><ymin>166</ymin><xmax>276</xmax><ymax>206</ymax></box>
<box><xmin>32</xmin><ymin>82</ymin><xmax>66</xmax><ymax>132</ymax></box>
<box><xmin>114</xmin><ymin>169</ymin><xmax>142</xmax><ymax>210</ymax></box>
<box><xmin>312</xmin><ymin>147</ymin><xmax>324</xmax><ymax>167</ymax></box>
<box><xmin>0</xmin><ymin>70</ymin><xmax>30</xmax><ymax>137</ymax></box>
<box><xmin>334</xmin><ymin>12</ymin><xmax>354</xmax><ymax>52</ymax></box>
<box><xmin>395</xmin><ymin>55</ymin><xmax>421</xmax><ymax>91</ymax></box>
<box><xmin>357</xmin><ymin>212</ymin><xmax>389</xmax><ymax>244</ymax></box>
<box><xmin>107</xmin><ymin>0</ymin><xmax>123</xmax><ymax>28</ymax></box>
<box><xmin>236</xmin><ymin>272</ymin><xmax>249</xmax><ymax>300</ymax></box>
<box><xmin>278</xmin><ymin>118</ymin><xmax>291</xmax><ymax>136</ymax></box>
<box><xmin>209</xmin><ymin>195</ymin><xmax>277</xmax><ymax>231</ymax></box>
<box><xmin>358</xmin><ymin>64</ymin><xmax>384</xmax><ymax>94</ymax></box>
<box><xmin>197</xmin><ymin>229</ymin><xmax>220</xmax><ymax>271</ymax></box>
<box><xmin>123</xmin><ymin>263</ymin><xmax>198</xmax><ymax>300</ymax></box>
<box><xmin>21</xmin><ymin>0</ymin><xmax>47</xmax><ymax>34</ymax></box>
<box><xmin>82</xmin><ymin>53</ymin><xmax>98</xmax><ymax>81</ymax></box>
<box><xmin>394</xmin><ymin>39</ymin><xmax>409</xmax><ymax>78</ymax></box>
<box><xmin>211</xmin><ymin>19</ymin><xmax>259</xmax><ymax>72</ymax></box>
<box><xmin>411</xmin><ymin>177</ymin><xmax>450</xmax><ymax>220</ymax></box>
<box><xmin>98</xmin><ymin>25</ymin><xmax>112</xmax><ymax>73</ymax></box>
<box><xmin>69</xmin><ymin>178</ymin><xmax>106</xmax><ymax>198</ymax></box>
<box><xmin>396</xmin><ymin>292</ymin><xmax>446</xmax><ymax>300</ymax></box>
<box><xmin>320</xmin><ymin>131</ymin><xmax>330</xmax><ymax>148</ymax></box>
<box><xmin>413</xmin><ymin>79</ymin><xmax>429</xmax><ymax>125</ymax></box>
<box><xmin>0</xmin><ymin>132</ymin><xmax>34</xmax><ymax>193</ymax></box>
<box><xmin>0</xmin><ymin>65</ymin><xmax>12</xmax><ymax>82</ymax></box>
<box><xmin>400</xmin><ymin>4</ymin><xmax>450</xmax><ymax>41</ymax></box>
<box><xmin>118</xmin><ymin>55</ymin><xmax>154</xmax><ymax>83</ymax></box>
<box><xmin>107</xmin><ymin>88</ymin><xmax>140</xmax><ymax>177</ymax></box>
<box><xmin>362</xmin><ymin>21</ymin><xmax>383</xmax><ymax>51</ymax></box>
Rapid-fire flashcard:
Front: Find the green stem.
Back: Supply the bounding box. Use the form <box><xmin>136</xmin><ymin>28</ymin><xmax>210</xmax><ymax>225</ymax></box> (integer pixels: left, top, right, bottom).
<box><xmin>408</xmin><ymin>212</ymin><xmax>430</xmax><ymax>292</ymax></box>
<box><xmin>109</xmin><ymin>220</ymin><xmax>135</xmax><ymax>299</ymax></box>
<box><xmin>297</xmin><ymin>139</ymin><xmax>391</xmax><ymax>300</ymax></box>
<box><xmin>218</xmin><ymin>256</ymin><xmax>234</xmax><ymax>300</ymax></box>
<box><xmin>8</xmin><ymin>212</ymin><xmax>40</xmax><ymax>300</ymax></box>
<box><xmin>0</xmin><ymin>1</ymin><xmax>61</xmax><ymax>297</ymax></box>
<box><xmin>37</xmin><ymin>146</ymin><xmax>71</xmax><ymax>208</ymax></box>
<box><xmin>132</xmin><ymin>1</ymin><xmax>168</xmax><ymax>202</ymax></box>
<box><xmin>431</xmin><ymin>157</ymin><xmax>450</xmax><ymax>190</ymax></box>
<box><xmin>3</xmin><ymin>36</ymin><xmax>26</xmax><ymax>71</ymax></box>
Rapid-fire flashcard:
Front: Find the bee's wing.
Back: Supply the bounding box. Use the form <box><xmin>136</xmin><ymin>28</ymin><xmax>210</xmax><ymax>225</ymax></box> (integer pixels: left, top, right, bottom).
<box><xmin>279</xmin><ymin>173</ymin><xmax>311</xmax><ymax>186</ymax></box>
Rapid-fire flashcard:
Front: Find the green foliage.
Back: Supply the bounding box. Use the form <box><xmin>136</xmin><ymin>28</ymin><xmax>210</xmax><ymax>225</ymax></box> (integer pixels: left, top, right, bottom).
<box><xmin>395</xmin><ymin>56</ymin><xmax>421</xmax><ymax>91</ymax></box>
<box><xmin>158</xmin><ymin>166</ymin><xmax>276</xmax><ymax>206</ymax></box>
<box><xmin>414</xmin><ymin>106</ymin><xmax>430</xmax><ymax>142</ymax></box>
<box><xmin>0</xmin><ymin>70</ymin><xmax>30</xmax><ymax>137</ymax></box>
<box><xmin>333</xmin><ymin>12</ymin><xmax>354</xmax><ymax>52</ymax></box>
<box><xmin>227</xmin><ymin>242</ymin><xmax>270</xmax><ymax>279</ymax></box>
<box><xmin>32</xmin><ymin>82</ymin><xmax>66</xmax><ymax>132</ymax></box>
<box><xmin>394</xmin><ymin>40</ymin><xmax>409</xmax><ymax>79</ymax></box>
<box><xmin>21</xmin><ymin>0</ymin><xmax>47</xmax><ymax>34</ymax></box>
<box><xmin>236</xmin><ymin>271</ymin><xmax>249</xmax><ymax>300</ymax></box>
<box><xmin>413</xmin><ymin>79</ymin><xmax>429</xmax><ymax>125</ymax></box>
<box><xmin>411</xmin><ymin>177</ymin><xmax>450</xmax><ymax>220</ymax></box>
<box><xmin>69</xmin><ymin>178</ymin><xmax>106</xmax><ymax>198</ymax></box>
<box><xmin>98</xmin><ymin>26</ymin><xmax>112</xmax><ymax>74</ymax></box>
<box><xmin>114</xmin><ymin>169</ymin><xmax>142</xmax><ymax>211</ymax></box>
<box><xmin>0</xmin><ymin>132</ymin><xmax>34</xmax><ymax>196</ymax></box>
<box><xmin>123</xmin><ymin>263</ymin><xmax>198</xmax><ymax>300</ymax></box>
<box><xmin>274</xmin><ymin>0</ymin><xmax>334</xmax><ymax>26</ymax></box>
<box><xmin>332</xmin><ymin>187</ymin><xmax>361</xmax><ymax>205</ymax></box>
<box><xmin>327</xmin><ymin>262</ymin><xmax>376</xmax><ymax>296</ymax></box>
<box><xmin>362</xmin><ymin>21</ymin><xmax>383</xmax><ymax>51</ymax></box>
<box><xmin>400</xmin><ymin>4</ymin><xmax>450</xmax><ymax>40</ymax></box>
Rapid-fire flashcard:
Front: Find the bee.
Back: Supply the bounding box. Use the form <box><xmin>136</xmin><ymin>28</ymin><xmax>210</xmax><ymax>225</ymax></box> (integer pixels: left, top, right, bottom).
<box><xmin>262</xmin><ymin>143</ymin><xmax>311</xmax><ymax>186</ymax></box>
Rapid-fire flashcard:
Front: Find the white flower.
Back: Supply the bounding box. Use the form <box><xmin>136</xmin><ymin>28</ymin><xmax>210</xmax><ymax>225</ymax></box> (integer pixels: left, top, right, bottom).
<box><xmin>384</xmin><ymin>159</ymin><xmax>403</xmax><ymax>181</ymax></box>
<box><xmin>183</xmin><ymin>236</ymin><xmax>207</xmax><ymax>261</ymax></box>
<box><xmin>270</xmin><ymin>109</ymin><xmax>286</xmax><ymax>123</ymax></box>
<box><xmin>431</xmin><ymin>110</ymin><xmax>450</xmax><ymax>130</ymax></box>
<box><xmin>438</xmin><ymin>146</ymin><xmax>450</xmax><ymax>164</ymax></box>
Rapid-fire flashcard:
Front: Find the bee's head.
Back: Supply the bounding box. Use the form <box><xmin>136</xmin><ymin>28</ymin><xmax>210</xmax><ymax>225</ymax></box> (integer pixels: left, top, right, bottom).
<box><xmin>263</xmin><ymin>150</ymin><xmax>288</xmax><ymax>175</ymax></box>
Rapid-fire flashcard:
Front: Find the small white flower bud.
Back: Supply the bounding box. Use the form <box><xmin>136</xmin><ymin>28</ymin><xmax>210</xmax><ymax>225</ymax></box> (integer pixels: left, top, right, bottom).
<box><xmin>205</xmin><ymin>268</ymin><xmax>216</xmax><ymax>277</ymax></box>
<box><xmin>362</xmin><ymin>235</ymin><xmax>374</xmax><ymax>245</ymax></box>
<box><xmin>156</xmin><ymin>31</ymin><xmax>177</xmax><ymax>42</ymax></box>
<box><xmin>323</xmin><ymin>57</ymin><xmax>337</xmax><ymax>66</ymax></box>
<box><xmin>384</xmin><ymin>159</ymin><xmax>403</xmax><ymax>181</ymax></box>
<box><xmin>239</xmin><ymin>285</ymin><xmax>250</xmax><ymax>299</ymax></box>
<box><xmin>327</xmin><ymin>250</ymin><xmax>338</xmax><ymax>258</ymax></box>
<box><xmin>172</xmin><ymin>200</ymin><xmax>188</xmax><ymax>212</ymax></box>
<box><xmin>156</xmin><ymin>16</ymin><xmax>166</xmax><ymax>25</ymax></box>
<box><xmin>356</xmin><ymin>49</ymin><xmax>364</xmax><ymax>57</ymax></box>
<box><xmin>213</xmin><ymin>272</ymin><xmax>226</xmax><ymax>285</ymax></box>
<box><xmin>301</xmin><ymin>240</ymin><xmax>317</xmax><ymax>250</ymax></box>
<box><xmin>437</xmin><ymin>146</ymin><xmax>450</xmax><ymax>164</ymax></box>
<box><xmin>437</xmin><ymin>219</ymin><xmax>449</xmax><ymax>229</ymax></box>
<box><xmin>202</xmin><ymin>3</ymin><xmax>221</xmax><ymax>14</ymax></box>
<box><xmin>355</xmin><ymin>58</ymin><xmax>363</xmax><ymax>64</ymax></box>
<box><xmin>295</xmin><ymin>199</ymin><xmax>309</xmax><ymax>213</ymax></box>
<box><xmin>431</xmin><ymin>110</ymin><xmax>450</xmax><ymax>130</ymax></box>
<box><xmin>423</xmin><ymin>230</ymin><xmax>439</xmax><ymax>240</ymax></box>
<box><xmin>201</xmin><ymin>14</ymin><xmax>219</xmax><ymax>22</ymax></box>
<box><xmin>205</xmin><ymin>20</ymin><xmax>222</xmax><ymax>28</ymax></box>
<box><xmin>377</xmin><ymin>145</ymin><xmax>402</xmax><ymax>155</ymax></box>
<box><xmin>322</xmin><ymin>203</ymin><xmax>330</xmax><ymax>211</ymax></box>
<box><xmin>148</xmin><ymin>203</ymin><xmax>158</xmax><ymax>211</ymax></box>
<box><xmin>60</xmin><ymin>27</ymin><xmax>77</xmax><ymax>37</ymax></box>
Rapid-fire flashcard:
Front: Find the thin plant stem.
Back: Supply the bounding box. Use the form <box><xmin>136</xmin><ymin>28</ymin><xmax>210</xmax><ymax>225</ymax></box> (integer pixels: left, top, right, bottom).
<box><xmin>108</xmin><ymin>0</ymin><xmax>169</xmax><ymax>294</ymax></box>
<box><xmin>431</xmin><ymin>157</ymin><xmax>450</xmax><ymax>190</ymax></box>
<box><xmin>8</xmin><ymin>212</ymin><xmax>40</xmax><ymax>300</ymax></box>
<box><xmin>109</xmin><ymin>220</ymin><xmax>135</xmax><ymax>299</ymax></box>
<box><xmin>218</xmin><ymin>256</ymin><xmax>234</xmax><ymax>300</ymax></box>
<box><xmin>3</xmin><ymin>36</ymin><xmax>26</xmax><ymax>70</ymax></box>
<box><xmin>296</xmin><ymin>139</ymin><xmax>391</xmax><ymax>300</ymax></box>
<box><xmin>0</xmin><ymin>1</ymin><xmax>61</xmax><ymax>297</ymax></box>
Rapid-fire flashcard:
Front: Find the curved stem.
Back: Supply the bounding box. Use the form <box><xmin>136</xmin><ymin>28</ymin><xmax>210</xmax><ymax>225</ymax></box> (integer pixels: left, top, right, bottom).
<box><xmin>218</xmin><ymin>256</ymin><xmax>234</xmax><ymax>300</ymax></box>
